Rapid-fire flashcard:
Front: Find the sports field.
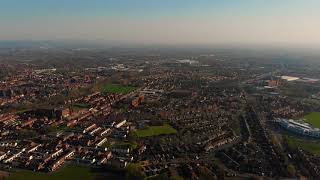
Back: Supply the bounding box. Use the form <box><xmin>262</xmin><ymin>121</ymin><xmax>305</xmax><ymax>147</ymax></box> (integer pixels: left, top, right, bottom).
<box><xmin>7</xmin><ymin>164</ymin><xmax>95</xmax><ymax>180</ymax></box>
<box><xmin>286</xmin><ymin>136</ymin><xmax>320</xmax><ymax>155</ymax></box>
<box><xmin>102</xmin><ymin>84</ymin><xmax>136</xmax><ymax>94</ymax></box>
<box><xmin>304</xmin><ymin>112</ymin><xmax>320</xmax><ymax>128</ymax></box>
<box><xmin>135</xmin><ymin>124</ymin><xmax>177</xmax><ymax>138</ymax></box>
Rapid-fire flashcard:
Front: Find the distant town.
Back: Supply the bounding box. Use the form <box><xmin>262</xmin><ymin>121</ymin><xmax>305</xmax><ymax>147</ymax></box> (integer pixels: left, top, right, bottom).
<box><xmin>1</xmin><ymin>46</ymin><xmax>320</xmax><ymax>179</ymax></box>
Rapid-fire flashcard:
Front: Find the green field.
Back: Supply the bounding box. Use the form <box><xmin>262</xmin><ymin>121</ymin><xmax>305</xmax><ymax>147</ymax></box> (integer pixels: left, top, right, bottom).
<box><xmin>304</xmin><ymin>112</ymin><xmax>320</xmax><ymax>128</ymax></box>
<box><xmin>102</xmin><ymin>84</ymin><xmax>136</xmax><ymax>94</ymax></box>
<box><xmin>102</xmin><ymin>139</ymin><xmax>138</xmax><ymax>150</ymax></box>
<box><xmin>16</xmin><ymin>109</ymin><xmax>30</xmax><ymax>115</ymax></box>
<box><xmin>45</xmin><ymin>125</ymin><xmax>73</xmax><ymax>134</ymax></box>
<box><xmin>72</xmin><ymin>103</ymin><xmax>90</xmax><ymax>112</ymax></box>
<box><xmin>286</xmin><ymin>136</ymin><xmax>320</xmax><ymax>155</ymax></box>
<box><xmin>73</xmin><ymin>103</ymin><xmax>90</xmax><ymax>108</ymax></box>
<box><xmin>7</xmin><ymin>164</ymin><xmax>96</xmax><ymax>180</ymax></box>
<box><xmin>135</xmin><ymin>124</ymin><xmax>177</xmax><ymax>138</ymax></box>
<box><xmin>17</xmin><ymin>129</ymin><xmax>38</xmax><ymax>140</ymax></box>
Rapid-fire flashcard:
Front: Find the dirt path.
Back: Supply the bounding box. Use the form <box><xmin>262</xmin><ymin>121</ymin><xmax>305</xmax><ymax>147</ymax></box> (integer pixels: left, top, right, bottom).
<box><xmin>0</xmin><ymin>170</ymin><xmax>9</xmax><ymax>180</ymax></box>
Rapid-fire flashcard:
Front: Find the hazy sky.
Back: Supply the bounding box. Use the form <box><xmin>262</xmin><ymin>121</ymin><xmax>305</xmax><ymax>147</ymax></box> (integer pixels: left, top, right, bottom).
<box><xmin>1</xmin><ymin>0</ymin><xmax>320</xmax><ymax>45</ymax></box>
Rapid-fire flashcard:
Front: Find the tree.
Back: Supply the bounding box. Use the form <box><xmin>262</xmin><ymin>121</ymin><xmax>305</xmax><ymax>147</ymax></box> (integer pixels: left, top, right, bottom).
<box><xmin>198</xmin><ymin>166</ymin><xmax>216</xmax><ymax>180</ymax></box>
<box><xmin>125</xmin><ymin>163</ymin><xmax>146</xmax><ymax>180</ymax></box>
<box><xmin>287</xmin><ymin>164</ymin><xmax>296</xmax><ymax>177</ymax></box>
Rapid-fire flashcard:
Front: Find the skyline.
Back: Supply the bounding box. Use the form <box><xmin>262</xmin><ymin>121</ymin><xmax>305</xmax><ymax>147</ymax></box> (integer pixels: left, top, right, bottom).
<box><xmin>1</xmin><ymin>0</ymin><xmax>320</xmax><ymax>46</ymax></box>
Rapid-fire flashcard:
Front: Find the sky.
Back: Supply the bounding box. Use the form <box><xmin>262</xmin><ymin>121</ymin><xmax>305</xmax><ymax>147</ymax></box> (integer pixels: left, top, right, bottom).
<box><xmin>0</xmin><ymin>0</ymin><xmax>320</xmax><ymax>46</ymax></box>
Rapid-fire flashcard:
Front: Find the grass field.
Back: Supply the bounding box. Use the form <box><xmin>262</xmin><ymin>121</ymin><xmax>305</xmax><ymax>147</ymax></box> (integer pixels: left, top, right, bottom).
<box><xmin>73</xmin><ymin>103</ymin><xmax>90</xmax><ymax>108</ymax></box>
<box><xmin>7</xmin><ymin>164</ymin><xmax>96</xmax><ymax>180</ymax></box>
<box><xmin>286</xmin><ymin>136</ymin><xmax>320</xmax><ymax>155</ymax></box>
<box><xmin>135</xmin><ymin>124</ymin><xmax>177</xmax><ymax>138</ymax></box>
<box><xmin>102</xmin><ymin>84</ymin><xmax>136</xmax><ymax>94</ymax></box>
<box><xmin>16</xmin><ymin>109</ymin><xmax>30</xmax><ymax>115</ymax></box>
<box><xmin>304</xmin><ymin>112</ymin><xmax>320</xmax><ymax>128</ymax></box>
<box><xmin>72</xmin><ymin>103</ymin><xmax>90</xmax><ymax>112</ymax></box>
<box><xmin>45</xmin><ymin>125</ymin><xmax>73</xmax><ymax>134</ymax></box>
<box><xmin>17</xmin><ymin>129</ymin><xmax>38</xmax><ymax>139</ymax></box>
